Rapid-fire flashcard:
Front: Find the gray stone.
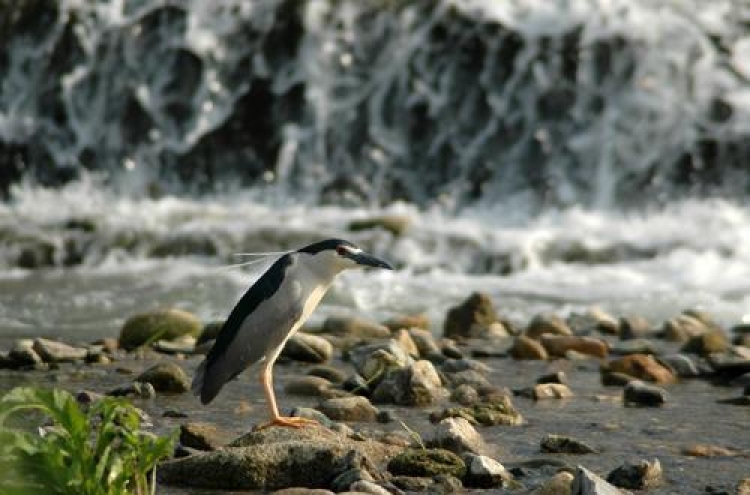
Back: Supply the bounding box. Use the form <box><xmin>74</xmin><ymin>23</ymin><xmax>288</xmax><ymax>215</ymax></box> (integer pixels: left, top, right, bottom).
<box><xmin>158</xmin><ymin>426</ymin><xmax>399</xmax><ymax>490</ymax></box>
<box><xmin>441</xmin><ymin>358</ymin><xmax>490</xmax><ymax>374</ymax></box>
<box><xmin>663</xmin><ymin>314</ymin><xmax>709</xmax><ymax>342</ymax></box>
<box><xmin>572</xmin><ymin>466</ymin><xmax>625</xmax><ymax>494</ymax></box>
<box><xmin>443</xmin><ymin>292</ymin><xmax>499</xmax><ymax>339</ymax></box>
<box><xmin>526</xmin><ymin>314</ymin><xmax>573</xmax><ymax>339</ymax></box>
<box><xmin>623</xmin><ymin>380</ymin><xmax>667</xmax><ymax>407</ymax></box>
<box><xmin>430</xmin><ymin>395</ymin><xmax>523</xmax><ymax>426</ymax></box>
<box><xmin>426</xmin><ymin>417</ymin><xmax>487</xmax><ymax>455</ymax></box>
<box><xmin>317</xmin><ymin>396</ymin><xmax>379</xmax><ymax>422</ymax></box>
<box><xmin>32</xmin><ymin>338</ymin><xmax>88</xmax><ymax>363</ymax></box>
<box><xmin>136</xmin><ymin>362</ymin><xmax>190</xmax><ymax>393</ymax></box>
<box><xmin>371</xmin><ymin>360</ymin><xmax>446</xmax><ymax>406</ymax></box>
<box><xmin>284</xmin><ymin>376</ymin><xmax>333</xmax><ymax>397</ymax></box>
<box><xmin>618</xmin><ymin>316</ymin><xmax>653</xmax><ymax>340</ymax></box>
<box><xmin>289</xmin><ymin>407</ymin><xmax>337</xmax><ymax>429</ymax></box>
<box><xmin>119</xmin><ymin>308</ymin><xmax>202</xmax><ymax>351</ymax></box>
<box><xmin>606</xmin><ymin>458</ymin><xmax>662</xmax><ymax>489</ymax></box>
<box><xmin>282</xmin><ymin>332</ymin><xmax>334</xmax><ymax>363</ymax></box>
<box><xmin>567</xmin><ymin>308</ymin><xmax>620</xmax><ymax>336</ymax></box>
<box><xmin>610</xmin><ymin>339</ymin><xmax>662</xmax><ymax>356</ymax></box>
<box><xmin>657</xmin><ymin>354</ymin><xmax>701</xmax><ymax>378</ymax></box>
<box><xmin>387</xmin><ymin>448</ymin><xmax>466</xmax><ymax>478</ymax></box>
<box><xmin>463</xmin><ymin>453</ymin><xmax>512</xmax><ymax>488</ymax></box>
<box><xmin>444</xmin><ymin>369</ymin><xmax>491</xmax><ymax>389</ymax></box>
<box><xmin>180</xmin><ymin>422</ymin><xmax>233</xmax><ymax>451</ymax></box>
<box><xmin>306</xmin><ymin>365</ymin><xmax>347</xmax><ymax>383</ymax></box>
<box><xmin>408</xmin><ymin>327</ymin><xmax>441</xmax><ymax>357</ymax></box>
<box><xmin>451</xmin><ymin>384</ymin><xmax>479</xmax><ymax>405</ymax></box>
<box><xmin>541</xmin><ymin>435</ymin><xmax>597</xmax><ymax>454</ymax></box>
<box><xmin>348</xmin><ymin>340</ymin><xmax>413</xmax><ymax>382</ymax></box>
<box><xmin>330</xmin><ymin>467</ymin><xmax>374</xmax><ymax>492</ymax></box>
<box><xmin>323</xmin><ymin>316</ymin><xmax>391</xmax><ymax>339</ymax></box>
<box><xmin>533</xmin><ymin>383</ymin><xmax>574</xmax><ymax>400</ymax></box>
<box><xmin>530</xmin><ymin>471</ymin><xmax>575</xmax><ymax>495</ymax></box>
<box><xmin>153</xmin><ymin>337</ymin><xmax>197</xmax><ymax>355</ymax></box>
<box><xmin>537</xmin><ymin>371</ymin><xmax>569</xmax><ymax>385</ymax></box>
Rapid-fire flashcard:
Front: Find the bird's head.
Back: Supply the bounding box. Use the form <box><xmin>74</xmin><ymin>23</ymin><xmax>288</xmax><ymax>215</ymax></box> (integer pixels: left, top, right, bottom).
<box><xmin>297</xmin><ymin>238</ymin><xmax>393</xmax><ymax>275</ymax></box>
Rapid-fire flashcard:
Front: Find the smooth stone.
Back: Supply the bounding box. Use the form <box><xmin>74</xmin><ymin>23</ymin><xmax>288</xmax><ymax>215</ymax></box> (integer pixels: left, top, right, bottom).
<box><xmin>537</xmin><ymin>371</ymin><xmax>569</xmax><ymax>385</ymax></box>
<box><xmin>443</xmin><ymin>292</ymin><xmax>499</xmax><ymax>340</ymax></box>
<box><xmin>393</xmin><ymin>328</ymin><xmax>420</xmax><ymax>358</ymax></box>
<box><xmin>623</xmin><ymin>380</ymin><xmax>667</xmax><ymax>407</ymax></box>
<box><xmin>526</xmin><ymin>314</ymin><xmax>573</xmax><ymax>339</ymax></box>
<box><xmin>663</xmin><ymin>314</ymin><xmax>709</xmax><ymax>342</ymax></box>
<box><xmin>540</xmin><ymin>435</ymin><xmax>597</xmax><ymax>454</ymax></box>
<box><xmin>533</xmin><ymin>383</ymin><xmax>574</xmax><ymax>400</ymax></box>
<box><xmin>682</xmin><ymin>444</ymin><xmax>742</xmax><ymax>457</ymax></box>
<box><xmin>196</xmin><ymin>321</ymin><xmax>223</xmax><ymax>347</ymax></box>
<box><xmin>160</xmin><ymin>427</ymin><xmax>399</xmax><ymax>490</ymax></box>
<box><xmin>119</xmin><ymin>308</ymin><xmax>202</xmax><ymax>351</ymax></box>
<box><xmin>348</xmin><ymin>340</ymin><xmax>413</xmax><ymax>382</ymax></box>
<box><xmin>609</xmin><ymin>339</ymin><xmax>662</xmax><ymax>356</ymax></box>
<box><xmin>282</xmin><ymin>332</ymin><xmax>334</xmax><ymax>363</ymax></box>
<box><xmin>348</xmin><ymin>479</ymin><xmax>391</xmax><ymax>495</ymax></box>
<box><xmin>567</xmin><ymin>307</ymin><xmax>620</xmax><ymax>336</ymax></box>
<box><xmin>153</xmin><ymin>337</ymin><xmax>197</xmax><ymax>355</ymax></box>
<box><xmin>601</xmin><ymin>371</ymin><xmax>636</xmax><ymax>387</ymax></box>
<box><xmin>572</xmin><ymin>466</ymin><xmax>625</xmax><ymax>494</ymax></box>
<box><xmin>530</xmin><ymin>471</ymin><xmax>575</xmax><ymax>495</ymax></box>
<box><xmin>440</xmin><ymin>340</ymin><xmax>465</xmax><ymax>359</ymax></box>
<box><xmin>289</xmin><ymin>407</ymin><xmax>337</xmax><ymax>429</ymax></box>
<box><xmin>441</xmin><ymin>358</ymin><xmax>490</xmax><ymax>374</ymax></box>
<box><xmin>371</xmin><ymin>360</ymin><xmax>446</xmax><ymax>406</ymax></box>
<box><xmin>451</xmin><ymin>384</ymin><xmax>480</xmax><ymax>405</ymax></box>
<box><xmin>285</xmin><ymin>376</ymin><xmax>333</xmax><ymax>397</ymax></box>
<box><xmin>383</xmin><ymin>313</ymin><xmax>430</xmax><ymax>332</ymax></box>
<box><xmin>657</xmin><ymin>354</ymin><xmax>701</xmax><ymax>378</ymax></box>
<box><xmin>444</xmin><ymin>369</ymin><xmax>491</xmax><ymax>389</ymax></box>
<box><xmin>306</xmin><ymin>364</ymin><xmax>347</xmax><ymax>384</ymax></box>
<box><xmin>136</xmin><ymin>362</ymin><xmax>190</xmax><ymax>393</ymax></box>
<box><xmin>430</xmin><ymin>396</ymin><xmax>523</xmax><ymax>427</ymax></box>
<box><xmin>510</xmin><ymin>335</ymin><xmax>549</xmax><ymax>360</ymax></box>
<box><xmin>541</xmin><ymin>335</ymin><xmax>608</xmax><ymax>359</ymax></box>
<box><xmin>342</xmin><ymin>374</ymin><xmax>370</xmax><ymax>396</ymax></box>
<box><xmin>463</xmin><ymin>453</ymin><xmax>512</xmax><ymax>488</ymax></box>
<box><xmin>76</xmin><ymin>389</ymin><xmax>104</xmax><ymax>404</ymax></box>
<box><xmin>32</xmin><ymin>338</ymin><xmax>88</xmax><ymax>363</ymax></box>
<box><xmin>317</xmin><ymin>396</ymin><xmax>378</xmax><ymax>422</ymax></box>
<box><xmin>347</xmin><ymin>214</ymin><xmax>411</xmax><ymax>236</ymax></box>
<box><xmin>426</xmin><ymin>417</ymin><xmax>487</xmax><ymax>455</ymax></box>
<box><xmin>330</xmin><ymin>467</ymin><xmax>374</xmax><ymax>492</ymax></box>
<box><xmin>387</xmin><ymin>448</ymin><xmax>466</xmax><ymax>478</ymax></box>
<box><xmin>618</xmin><ymin>316</ymin><xmax>653</xmax><ymax>340</ymax></box>
<box><xmin>681</xmin><ymin>329</ymin><xmax>730</xmax><ymax>356</ymax></box>
<box><xmin>323</xmin><ymin>316</ymin><xmax>391</xmax><ymax>339</ymax></box>
<box><xmin>407</xmin><ymin>327</ymin><xmax>441</xmax><ymax>357</ymax></box>
<box><xmin>606</xmin><ymin>458</ymin><xmax>662</xmax><ymax>489</ymax></box>
<box><xmin>271</xmin><ymin>489</ymin><xmax>334</xmax><ymax>495</ymax></box>
<box><xmin>603</xmin><ymin>354</ymin><xmax>675</xmax><ymax>384</ymax></box>
<box><xmin>9</xmin><ymin>339</ymin><xmax>43</xmax><ymax>367</ymax></box>
<box><xmin>180</xmin><ymin>422</ymin><xmax>233</xmax><ymax>451</ymax></box>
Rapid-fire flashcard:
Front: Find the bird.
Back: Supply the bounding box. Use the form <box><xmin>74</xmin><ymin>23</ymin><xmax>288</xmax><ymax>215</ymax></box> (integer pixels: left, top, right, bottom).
<box><xmin>191</xmin><ymin>238</ymin><xmax>393</xmax><ymax>429</ymax></box>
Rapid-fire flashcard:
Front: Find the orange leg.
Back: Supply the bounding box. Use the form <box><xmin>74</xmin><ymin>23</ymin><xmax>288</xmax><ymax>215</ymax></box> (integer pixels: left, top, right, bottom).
<box><xmin>254</xmin><ymin>363</ymin><xmax>318</xmax><ymax>430</ymax></box>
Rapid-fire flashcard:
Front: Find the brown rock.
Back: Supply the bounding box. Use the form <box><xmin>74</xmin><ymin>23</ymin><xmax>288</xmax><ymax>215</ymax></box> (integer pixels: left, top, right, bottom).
<box><xmin>408</xmin><ymin>328</ymin><xmax>441</xmax><ymax>358</ymax></box>
<box><xmin>443</xmin><ymin>292</ymin><xmax>499</xmax><ymax>339</ymax></box>
<box><xmin>323</xmin><ymin>316</ymin><xmax>391</xmax><ymax>339</ymax></box>
<box><xmin>619</xmin><ymin>316</ymin><xmax>653</xmax><ymax>340</ymax></box>
<box><xmin>393</xmin><ymin>329</ymin><xmax>420</xmax><ymax>358</ymax></box>
<box><xmin>285</xmin><ymin>376</ymin><xmax>333</xmax><ymax>397</ymax></box>
<box><xmin>317</xmin><ymin>396</ymin><xmax>379</xmax><ymax>422</ymax></box>
<box><xmin>663</xmin><ymin>314</ymin><xmax>709</xmax><ymax>342</ymax></box>
<box><xmin>682</xmin><ymin>444</ymin><xmax>742</xmax><ymax>457</ymax></box>
<box><xmin>383</xmin><ymin>314</ymin><xmax>430</xmax><ymax>332</ymax></box>
<box><xmin>533</xmin><ymin>383</ymin><xmax>574</xmax><ymax>400</ymax></box>
<box><xmin>525</xmin><ymin>314</ymin><xmax>573</xmax><ymax>339</ymax></box>
<box><xmin>180</xmin><ymin>422</ymin><xmax>233</xmax><ymax>451</ymax></box>
<box><xmin>540</xmin><ymin>335</ymin><xmax>608</xmax><ymax>359</ymax></box>
<box><xmin>604</xmin><ymin>354</ymin><xmax>675</xmax><ymax>384</ymax></box>
<box><xmin>681</xmin><ymin>329</ymin><xmax>729</xmax><ymax>356</ymax></box>
<box><xmin>510</xmin><ymin>336</ymin><xmax>548</xmax><ymax>360</ymax></box>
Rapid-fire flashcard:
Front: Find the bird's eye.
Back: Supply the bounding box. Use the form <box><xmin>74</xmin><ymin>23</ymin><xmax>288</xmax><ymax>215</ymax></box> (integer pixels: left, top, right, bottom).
<box><xmin>336</xmin><ymin>246</ymin><xmax>348</xmax><ymax>256</ymax></box>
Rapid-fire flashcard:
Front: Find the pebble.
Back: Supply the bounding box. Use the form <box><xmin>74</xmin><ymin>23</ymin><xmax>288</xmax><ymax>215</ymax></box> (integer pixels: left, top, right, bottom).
<box><xmin>119</xmin><ymin>308</ymin><xmax>202</xmax><ymax>351</ymax></box>
<box><xmin>451</xmin><ymin>384</ymin><xmax>480</xmax><ymax>405</ymax></box>
<box><xmin>32</xmin><ymin>338</ymin><xmax>88</xmax><ymax>363</ymax></box>
<box><xmin>323</xmin><ymin>316</ymin><xmax>391</xmax><ymax>339</ymax></box>
<box><xmin>604</xmin><ymin>354</ymin><xmax>675</xmax><ymax>384</ymax></box>
<box><xmin>510</xmin><ymin>335</ymin><xmax>549</xmax><ymax>360</ymax></box>
<box><xmin>444</xmin><ymin>369</ymin><xmax>491</xmax><ymax>389</ymax></box>
<box><xmin>463</xmin><ymin>453</ymin><xmax>512</xmax><ymax>488</ymax></box>
<box><xmin>533</xmin><ymin>383</ymin><xmax>574</xmax><ymax>400</ymax></box>
<box><xmin>441</xmin><ymin>358</ymin><xmax>490</xmax><ymax>374</ymax></box>
<box><xmin>541</xmin><ymin>335</ymin><xmax>608</xmax><ymax>359</ymax></box>
<box><xmin>601</xmin><ymin>371</ymin><xmax>636</xmax><ymax>387</ymax></box>
<box><xmin>681</xmin><ymin>329</ymin><xmax>730</xmax><ymax>356</ymax></box>
<box><xmin>572</xmin><ymin>466</ymin><xmax>625</xmax><ymax>494</ymax></box>
<box><xmin>180</xmin><ymin>422</ymin><xmax>233</xmax><ymax>451</ymax></box>
<box><xmin>609</xmin><ymin>339</ymin><xmax>662</xmax><ymax>356</ymax></box>
<box><xmin>306</xmin><ymin>364</ymin><xmax>347</xmax><ymax>383</ymax></box>
<box><xmin>537</xmin><ymin>371</ymin><xmax>568</xmax><ymax>385</ymax></box>
<box><xmin>663</xmin><ymin>314</ymin><xmax>709</xmax><ymax>342</ymax></box>
<box><xmin>440</xmin><ymin>339</ymin><xmax>464</xmax><ymax>359</ymax></box>
<box><xmin>443</xmin><ymin>292</ymin><xmax>500</xmax><ymax>339</ymax></box>
<box><xmin>152</xmin><ymin>337</ymin><xmax>197</xmax><ymax>355</ymax></box>
<box><xmin>606</xmin><ymin>458</ymin><xmax>663</xmax><ymax>489</ymax></box>
<box><xmin>9</xmin><ymin>339</ymin><xmax>43</xmax><ymax>368</ymax></box>
<box><xmin>431</xmin><ymin>395</ymin><xmax>523</xmax><ymax>426</ymax></box>
<box><xmin>387</xmin><ymin>448</ymin><xmax>466</xmax><ymax>478</ymax></box>
<box><xmin>284</xmin><ymin>376</ymin><xmax>333</xmax><ymax>397</ymax></box>
<box><xmin>135</xmin><ymin>362</ymin><xmax>190</xmax><ymax>393</ymax></box>
<box><xmin>407</xmin><ymin>327</ymin><xmax>441</xmax><ymax>357</ymax></box>
<box><xmin>317</xmin><ymin>396</ymin><xmax>379</xmax><ymax>422</ymax></box>
<box><xmin>393</xmin><ymin>328</ymin><xmax>420</xmax><ymax>358</ymax></box>
<box><xmin>281</xmin><ymin>332</ymin><xmax>334</xmax><ymax>363</ymax></box>
<box><xmin>657</xmin><ymin>354</ymin><xmax>701</xmax><ymax>378</ymax></box>
<box><xmin>530</xmin><ymin>471</ymin><xmax>575</xmax><ymax>495</ymax></box>
<box><xmin>348</xmin><ymin>340</ymin><xmax>413</xmax><ymax>382</ymax></box>
<box><xmin>342</xmin><ymin>374</ymin><xmax>370</xmax><ymax>396</ymax></box>
<box><xmin>540</xmin><ymin>434</ymin><xmax>597</xmax><ymax>454</ymax></box>
<box><xmin>567</xmin><ymin>307</ymin><xmax>620</xmax><ymax>336</ymax></box>
<box><xmin>383</xmin><ymin>313</ymin><xmax>430</xmax><ymax>332</ymax></box>
<box><xmin>623</xmin><ymin>380</ymin><xmax>667</xmax><ymax>407</ymax></box>
<box><xmin>526</xmin><ymin>314</ymin><xmax>573</xmax><ymax>339</ymax></box>
<box><xmin>618</xmin><ymin>315</ymin><xmax>653</xmax><ymax>340</ymax></box>
<box><xmin>371</xmin><ymin>360</ymin><xmax>446</xmax><ymax>406</ymax></box>
<box><xmin>330</xmin><ymin>467</ymin><xmax>373</xmax><ymax>492</ymax></box>
<box><xmin>426</xmin><ymin>417</ymin><xmax>487</xmax><ymax>455</ymax></box>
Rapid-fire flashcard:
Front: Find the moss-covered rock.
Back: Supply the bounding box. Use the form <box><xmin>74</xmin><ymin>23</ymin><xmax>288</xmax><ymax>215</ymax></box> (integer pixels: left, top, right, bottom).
<box><xmin>430</xmin><ymin>396</ymin><xmax>523</xmax><ymax>427</ymax></box>
<box><xmin>387</xmin><ymin>448</ymin><xmax>466</xmax><ymax>478</ymax></box>
<box><xmin>119</xmin><ymin>308</ymin><xmax>202</xmax><ymax>351</ymax></box>
<box><xmin>136</xmin><ymin>362</ymin><xmax>190</xmax><ymax>393</ymax></box>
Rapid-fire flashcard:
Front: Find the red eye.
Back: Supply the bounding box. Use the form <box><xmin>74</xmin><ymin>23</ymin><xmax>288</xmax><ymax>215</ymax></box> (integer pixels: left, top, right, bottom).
<box><xmin>336</xmin><ymin>246</ymin><xmax>347</xmax><ymax>256</ymax></box>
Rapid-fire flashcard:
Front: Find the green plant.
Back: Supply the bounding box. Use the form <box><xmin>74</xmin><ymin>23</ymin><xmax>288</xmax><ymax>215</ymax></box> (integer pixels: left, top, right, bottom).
<box><xmin>0</xmin><ymin>387</ymin><xmax>176</xmax><ymax>495</ymax></box>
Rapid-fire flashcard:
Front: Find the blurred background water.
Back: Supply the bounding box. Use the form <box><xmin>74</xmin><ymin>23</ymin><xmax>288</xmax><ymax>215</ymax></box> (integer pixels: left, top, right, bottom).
<box><xmin>2</xmin><ymin>0</ymin><xmax>750</xmax><ymax>345</ymax></box>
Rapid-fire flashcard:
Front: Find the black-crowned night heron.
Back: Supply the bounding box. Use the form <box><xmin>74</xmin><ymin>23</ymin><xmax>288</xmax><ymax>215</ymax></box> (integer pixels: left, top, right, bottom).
<box><xmin>191</xmin><ymin>238</ymin><xmax>393</xmax><ymax>428</ymax></box>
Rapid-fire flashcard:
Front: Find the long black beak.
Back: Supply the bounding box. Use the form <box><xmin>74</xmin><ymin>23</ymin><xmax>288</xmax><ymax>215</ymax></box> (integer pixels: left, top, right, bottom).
<box><xmin>351</xmin><ymin>252</ymin><xmax>393</xmax><ymax>270</ymax></box>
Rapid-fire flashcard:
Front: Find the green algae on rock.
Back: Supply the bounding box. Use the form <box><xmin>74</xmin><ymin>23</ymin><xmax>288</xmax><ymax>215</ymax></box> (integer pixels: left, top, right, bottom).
<box><xmin>119</xmin><ymin>308</ymin><xmax>202</xmax><ymax>351</ymax></box>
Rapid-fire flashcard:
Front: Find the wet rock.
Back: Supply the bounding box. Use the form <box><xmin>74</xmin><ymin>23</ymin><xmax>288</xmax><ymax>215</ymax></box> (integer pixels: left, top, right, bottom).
<box><xmin>289</xmin><ymin>408</ymin><xmax>337</xmax><ymax>429</ymax></box>
<box><xmin>152</xmin><ymin>337</ymin><xmax>197</xmax><ymax>355</ymax></box>
<box><xmin>451</xmin><ymin>384</ymin><xmax>480</xmax><ymax>405</ymax></box>
<box><xmin>441</xmin><ymin>358</ymin><xmax>489</xmax><ymax>374</ymax></box>
<box><xmin>388</xmin><ymin>448</ymin><xmax>466</xmax><ymax>478</ymax></box>
<box><xmin>443</xmin><ymin>292</ymin><xmax>499</xmax><ymax>339</ymax></box>
<box><xmin>349</xmin><ymin>479</ymin><xmax>391</xmax><ymax>495</ymax></box>
<box><xmin>510</xmin><ymin>335</ymin><xmax>549</xmax><ymax>360</ymax></box>
<box><xmin>463</xmin><ymin>453</ymin><xmax>512</xmax><ymax>488</ymax></box>
<box><xmin>603</xmin><ymin>354</ymin><xmax>675</xmax><ymax>384</ymax></box>
<box><xmin>537</xmin><ymin>371</ymin><xmax>569</xmax><ymax>385</ymax></box>
<box><xmin>9</xmin><ymin>339</ymin><xmax>43</xmax><ymax>367</ymax></box>
<box><xmin>431</xmin><ymin>395</ymin><xmax>523</xmax><ymax>427</ymax></box>
<box><xmin>285</xmin><ymin>376</ymin><xmax>333</xmax><ymax>397</ymax></box>
<box><xmin>738</xmin><ymin>478</ymin><xmax>750</xmax><ymax>495</ymax></box>
<box><xmin>408</xmin><ymin>327</ymin><xmax>441</xmax><ymax>358</ymax></box>
<box><xmin>682</xmin><ymin>444</ymin><xmax>742</xmax><ymax>457</ymax></box>
<box><xmin>371</xmin><ymin>360</ymin><xmax>446</xmax><ymax>406</ymax></box>
<box><xmin>180</xmin><ymin>422</ymin><xmax>233</xmax><ymax>451</ymax></box>
<box><xmin>383</xmin><ymin>313</ymin><xmax>430</xmax><ymax>332</ymax></box>
<box><xmin>444</xmin><ymin>369</ymin><xmax>491</xmax><ymax>389</ymax></box>
<box><xmin>663</xmin><ymin>314</ymin><xmax>709</xmax><ymax>342</ymax></box>
<box><xmin>541</xmin><ymin>335</ymin><xmax>608</xmax><ymax>359</ymax></box>
<box><xmin>623</xmin><ymin>380</ymin><xmax>667</xmax><ymax>407</ymax></box>
<box><xmin>572</xmin><ymin>466</ymin><xmax>625</xmax><ymax>494</ymax></box>
<box><xmin>440</xmin><ymin>339</ymin><xmax>464</xmax><ymax>359</ymax></box>
<box><xmin>708</xmin><ymin>354</ymin><xmax>750</xmax><ymax>379</ymax></box>
<box><xmin>609</xmin><ymin>339</ymin><xmax>662</xmax><ymax>356</ymax></box>
<box><xmin>32</xmin><ymin>338</ymin><xmax>87</xmax><ymax>363</ymax></box>
<box><xmin>348</xmin><ymin>340</ymin><xmax>413</xmax><ymax>382</ymax></box>
<box><xmin>526</xmin><ymin>314</ymin><xmax>573</xmax><ymax>339</ymax></box>
<box><xmin>618</xmin><ymin>315</ymin><xmax>653</xmax><ymax>340</ymax></box>
<box><xmin>307</xmin><ymin>365</ymin><xmax>346</xmax><ymax>384</ymax></box>
<box><xmin>533</xmin><ymin>383</ymin><xmax>574</xmax><ymax>400</ymax></box>
<box><xmin>606</xmin><ymin>458</ymin><xmax>662</xmax><ymax>489</ymax></box>
<box><xmin>393</xmin><ymin>328</ymin><xmax>420</xmax><ymax>358</ymax></box>
<box><xmin>324</xmin><ymin>316</ymin><xmax>391</xmax><ymax>339</ymax></box>
<box><xmin>530</xmin><ymin>471</ymin><xmax>575</xmax><ymax>495</ymax></box>
<box><xmin>426</xmin><ymin>417</ymin><xmax>487</xmax><ymax>455</ymax></box>
<box><xmin>119</xmin><ymin>308</ymin><xmax>202</xmax><ymax>351</ymax></box>
<box><xmin>136</xmin><ymin>362</ymin><xmax>190</xmax><ymax>393</ymax></box>
<box><xmin>330</xmin><ymin>467</ymin><xmax>374</xmax><ymax>492</ymax></box>
<box><xmin>348</xmin><ymin>215</ymin><xmax>411</xmax><ymax>236</ymax></box>
<box><xmin>601</xmin><ymin>371</ymin><xmax>636</xmax><ymax>387</ymax></box>
<box><xmin>159</xmin><ymin>427</ymin><xmax>399</xmax><ymax>490</ymax></box>
<box><xmin>540</xmin><ymin>435</ymin><xmax>597</xmax><ymax>454</ymax></box>
<box><xmin>681</xmin><ymin>329</ymin><xmax>729</xmax><ymax>356</ymax></box>
<box><xmin>342</xmin><ymin>374</ymin><xmax>370</xmax><ymax>396</ymax></box>
<box><xmin>282</xmin><ymin>332</ymin><xmax>334</xmax><ymax>363</ymax></box>
<box><xmin>657</xmin><ymin>354</ymin><xmax>701</xmax><ymax>378</ymax></box>
<box><xmin>568</xmin><ymin>307</ymin><xmax>620</xmax><ymax>336</ymax></box>
<box><xmin>390</xmin><ymin>476</ymin><xmax>432</xmax><ymax>491</ymax></box>
<box><xmin>196</xmin><ymin>321</ymin><xmax>223</xmax><ymax>348</ymax></box>
<box><xmin>317</xmin><ymin>396</ymin><xmax>379</xmax><ymax>422</ymax></box>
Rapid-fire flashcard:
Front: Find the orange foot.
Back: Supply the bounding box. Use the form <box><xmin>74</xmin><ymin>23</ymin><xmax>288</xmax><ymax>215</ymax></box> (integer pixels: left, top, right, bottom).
<box><xmin>254</xmin><ymin>416</ymin><xmax>319</xmax><ymax>430</ymax></box>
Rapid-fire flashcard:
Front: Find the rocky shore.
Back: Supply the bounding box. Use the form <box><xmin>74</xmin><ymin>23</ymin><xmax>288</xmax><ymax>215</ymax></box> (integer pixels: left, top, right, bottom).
<box><xmin>1</xmin><ymin>293</ymin><xmax>750</xmax><ymax>494</ymax></box>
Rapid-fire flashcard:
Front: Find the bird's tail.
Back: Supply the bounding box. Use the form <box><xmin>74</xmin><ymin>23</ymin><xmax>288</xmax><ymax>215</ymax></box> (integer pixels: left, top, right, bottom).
<box><xmin>191</xmin><ymin>359</ymin><xmax>206</xmax><ymax>398</ymax></box>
